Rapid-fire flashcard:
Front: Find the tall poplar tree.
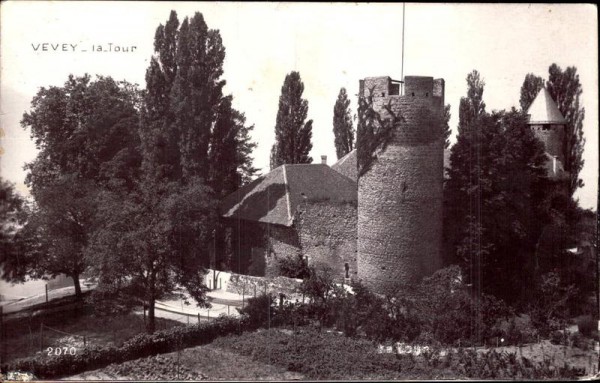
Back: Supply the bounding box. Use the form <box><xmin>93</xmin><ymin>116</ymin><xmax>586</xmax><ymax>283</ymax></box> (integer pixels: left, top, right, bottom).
<box><xmin>270</xmin><ymin>71</ymin><xmax>313</xmax><ymax>169</ymax></box>
<box><xmin>519</xmin><ymin>73</ymin><xmax>545</xmax><ymax>111</ymax></box>
<box><xmin>332</xmin><ymin>87</ymin><xmax>354</xmax><ymax>159</ymax></box>
<box><xmin>140</xmin><ymin>10</ymin><xmax>180</xmax><ymax>182</ymax></box>
<box><xmin>546</xmin><ymin>64</ymin><xmax>586</xmax><ymax>196</ymax></box>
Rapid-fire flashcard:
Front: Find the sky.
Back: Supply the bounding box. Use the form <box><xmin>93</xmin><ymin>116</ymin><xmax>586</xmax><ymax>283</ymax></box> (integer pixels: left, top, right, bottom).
<box><xmin>0</xmin><ymin>2</ymin><xmax>597</xmax><ymax>210</ymax></box>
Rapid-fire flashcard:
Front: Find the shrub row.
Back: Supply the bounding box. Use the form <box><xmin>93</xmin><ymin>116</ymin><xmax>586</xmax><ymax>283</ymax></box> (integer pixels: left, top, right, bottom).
<box><xmin>245</xmin><ymin>266</ymin><xmax>537</xmax><ymax>347</ymax></box>
<box><xmin>3</xmin><ymin>315</ymin><xmax>251</xmax><ymax>379</ymax></box>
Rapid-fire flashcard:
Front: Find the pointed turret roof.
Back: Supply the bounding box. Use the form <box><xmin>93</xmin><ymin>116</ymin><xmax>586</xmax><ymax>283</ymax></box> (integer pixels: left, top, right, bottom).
<box><xmin>526</xmin><ymin>87</ymin><xmax>567</xmax><ymax>125</ymax></box>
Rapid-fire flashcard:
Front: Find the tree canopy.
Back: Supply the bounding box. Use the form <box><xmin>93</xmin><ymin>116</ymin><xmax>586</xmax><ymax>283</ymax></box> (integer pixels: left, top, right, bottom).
<box><xmin>445</xmin><ymin>70</ymin><xmax>550</xmax><ymax>303</ymax></box>
<box><xmin>12</xmin><ymin>75</ymin><xmax>142</xmax><ymax>297</ymax></box>
<box><xmin>332</xmin><ymin>87</ymin><xmax>354</xmax><ymax>159</ymax></box>
<box><xmin>270</xmin><ymin>71</ymin><xmax>314</xmax><ymax>169</ymax></box>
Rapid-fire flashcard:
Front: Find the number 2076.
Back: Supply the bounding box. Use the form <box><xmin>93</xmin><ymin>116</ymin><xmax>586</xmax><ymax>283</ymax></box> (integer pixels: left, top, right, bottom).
<box><xmin>47</xmin><ymin>347</ymin><xmax>76</xmax><ymax>356</ymax></box>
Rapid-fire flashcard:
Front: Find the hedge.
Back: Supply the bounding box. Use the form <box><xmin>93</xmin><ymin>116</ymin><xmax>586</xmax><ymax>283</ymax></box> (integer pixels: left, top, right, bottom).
<box><xmin>2</xmin><ymin>315</ymin><xmax>253</xmax><ymax>379</ymax></box>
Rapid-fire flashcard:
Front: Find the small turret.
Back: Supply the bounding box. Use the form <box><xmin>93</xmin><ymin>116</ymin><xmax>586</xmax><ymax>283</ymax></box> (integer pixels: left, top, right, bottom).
<box><xmin>526</xmin><ymin>88</ymin><xmax>568</xmax><ymax>180</ymax></box>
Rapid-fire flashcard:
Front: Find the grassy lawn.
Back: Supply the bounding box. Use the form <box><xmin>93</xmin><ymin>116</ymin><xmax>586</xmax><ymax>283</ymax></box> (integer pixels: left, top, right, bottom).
<box><xmin>3</xmin><ymin>310</ymin><xmax>182</xmax><ymax>363</ymax></box>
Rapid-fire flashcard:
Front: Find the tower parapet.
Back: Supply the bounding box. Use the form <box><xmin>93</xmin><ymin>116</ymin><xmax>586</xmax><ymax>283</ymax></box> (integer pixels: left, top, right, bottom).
<box><xmin>357</xmin><ymin>75</ymin><xmax>445</xmax><ymax>291</ymax></box>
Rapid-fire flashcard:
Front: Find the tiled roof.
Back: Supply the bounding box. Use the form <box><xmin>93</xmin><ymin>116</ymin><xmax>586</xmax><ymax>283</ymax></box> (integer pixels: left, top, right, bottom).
<box><xmin>220</xmin><ymin>164</ymin><xmax>357</xmax><ymax>227</ymax></box>
<box><xmin>331</xmin><ymin>149</ymin><xmax>358</xmax><ymax>181</ymax></box>
<box><xmin>527</xmin><ymin>88</ymin><xmax>567</xmax><ymax>125</ymax></box>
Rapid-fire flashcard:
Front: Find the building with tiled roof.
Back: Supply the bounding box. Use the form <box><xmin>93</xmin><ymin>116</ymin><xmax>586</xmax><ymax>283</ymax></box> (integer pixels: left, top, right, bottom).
<box><xmin>221</xmin><ymin>163</ymin><xmax>356</xmax><ymax>226</ymax></box>
<box><xmin>219</xmin><ymin>163</ymin><xmax>357</xmax><ymax>279</ymax></box>
<box><xmin>331</xmin><ymin>149</ymin><xmax>358</xmax><ymax>182</ymax></box>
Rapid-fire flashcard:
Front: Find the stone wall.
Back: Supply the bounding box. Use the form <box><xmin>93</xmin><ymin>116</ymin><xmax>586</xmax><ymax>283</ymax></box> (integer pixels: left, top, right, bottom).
<box><xmin>531</xmin><ymin>124</ymin><xmax>565</xmax><ymax>163</ymax></box>
<box><xmin>358</xmin><ymin>75</ymin><xmax>444</xmax><ymax>292</ymax></box>
<box><xmin>296</xmin><ymin>200</ymin><xmax>358</xmax><ymax>281</ymax></box>
<box><xmin>265</xmin><ymin>224</ymin><xmax>302</xmax><ymax>277</ymax></box>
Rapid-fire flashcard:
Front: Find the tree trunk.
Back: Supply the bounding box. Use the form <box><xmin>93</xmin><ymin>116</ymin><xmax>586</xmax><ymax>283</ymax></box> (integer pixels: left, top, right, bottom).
<box><xmin>72</xmin><ymin>274</ymin><xmax>82</xmax><ymax>299</ymax></box>
<box><xmin>147</xmin><ymin>298</ymin><xmax>156</xmax><ymax>334</ymax></box>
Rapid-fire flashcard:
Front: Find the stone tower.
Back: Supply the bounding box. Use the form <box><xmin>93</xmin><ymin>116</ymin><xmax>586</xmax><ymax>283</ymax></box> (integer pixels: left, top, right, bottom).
<box><xmin>526</xmin><ymin>87</ymin><xmax>568</xmax><ymax>181</ymax></box>
<box><xmin>357</xmin><ymin>75</ymin><xmax>445</xmax><ymax>292</ymax></box>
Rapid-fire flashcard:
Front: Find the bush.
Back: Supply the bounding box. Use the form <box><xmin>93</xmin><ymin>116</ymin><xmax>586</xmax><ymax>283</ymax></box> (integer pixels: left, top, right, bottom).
<box><xmin>237</xmin><ymin>294</ymin><xmax>276</xmax><ymax>329</ymax></box>
<box><xmin>576</xmin><ymin>315</ymin><xmax>597</xmax><ymax>338</ymax></box>
<box><xmin>2</xmin><ymin>316</ymin><xmax>248</xmax><ymax>379</ymax></box>
<box><xmin>496</xmin><ymin>314</ymin><xmax>538</xmax><ymax>345</ymax></box>
<box><xmin>570</xmin><ymin>332</ymin><xmax>590</xmax><ymax>351</ymax></box>
<box><xmin>527</xmin><ymin>272</ymin><xmax>577</xmax><ymax>336</ymax></box>
<box><xmin>549</xmin><ymin>330</ymin><xmax>567</xmax><ymax>346</ymax></box>
<box><xmin>277</xmin><ymin>254</ymin><xmax>310</xmax><ymax>279</ymax></box>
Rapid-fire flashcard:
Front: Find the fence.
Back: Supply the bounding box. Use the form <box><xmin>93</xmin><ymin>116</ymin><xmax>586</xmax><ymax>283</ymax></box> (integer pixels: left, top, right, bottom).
<box><xmin>153</xmin><ymin>300</ymin><xmax>235</xmax><ymax>324</ymax></box>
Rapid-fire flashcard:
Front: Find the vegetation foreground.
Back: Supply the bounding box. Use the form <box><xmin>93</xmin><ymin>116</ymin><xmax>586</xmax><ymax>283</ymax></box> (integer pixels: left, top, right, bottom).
<box><xmin>62</xmin><ymin>326</ymin><xmax>593</xmax><ymax>381</ymax></box>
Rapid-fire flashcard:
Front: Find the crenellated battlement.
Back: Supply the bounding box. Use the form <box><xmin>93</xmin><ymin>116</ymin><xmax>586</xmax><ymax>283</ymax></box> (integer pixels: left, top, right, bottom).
<box><xmin>360</xmin><ymin>76</ymin><xmax>444</xmax><ymax>105</ymax></box>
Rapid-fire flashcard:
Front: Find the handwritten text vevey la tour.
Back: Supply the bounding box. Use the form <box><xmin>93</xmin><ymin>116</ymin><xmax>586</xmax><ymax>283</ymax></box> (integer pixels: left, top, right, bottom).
<box><xmin>31</xmin><ymin>43</ymin><xmax>137</xmax><ymax>53</ymax></box>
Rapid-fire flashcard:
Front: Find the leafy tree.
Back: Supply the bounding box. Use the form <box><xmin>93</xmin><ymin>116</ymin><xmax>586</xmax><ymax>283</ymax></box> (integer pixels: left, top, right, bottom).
<box><xmin>87</xmin><ymin>178</ymin><xmax>216</xmax><ymax>333</ymax></box>
<box><xmin>208</xmin><ymin>96</ymin><xmax>258</xmax><ymax>198</ymax></box>
<box><xmin>458</xmin><ymin>70</ymin><xmax>486</xmax><ymax>133</ymax></box>
<box><xmin>140</xmin><ymin>10</ymin><xmax>180</xmax><ymax>183</ymax></box>
<box><xmin>332</xmin><ymin>87</ymin><xmax>354</xmax><ymax>159</ymax></box>
<box><xmin>22</xmin><ymin>75</ymin><xmax>142</xmax><ymax>191</ymax></box>
<box><xmin>546</xmin><ymin>64</ymin><xmax>586</xmax><ymax>196</ymax></box>
<box><xmin>0</xmin><ymin>179</ymin><xmax>29</xmax><ymax>282</ymax></box>
<box><xmin>442</xmin><ymin>104</ymin><xmax>452</xmax><ymax>149</ymax></box>
<box><xmin>142</xmin><ymin>10</ymin><xmax>255</xmax><ymax>190</ymax></box>
<box><xmin>172</xmin><ymin>13</ymin><xmax>226</xmax><ymax>182</ymax></box>
<box><xmin>87</xmin><ymin>10</ymin><xmax>256</xmax><ymax>332</ymax></box>
<box><xmin>445</xmin><ymin>70</ymin><xmax>549</xmax><ymax>303</ymax></box>
<box><xmin>24</xmin><ymin>176</ymin><xmax>98</xmax><ymax>297</ymax></box>
<box><xmin>16</xmin><ymin>75</ymin><xmax>141</xmax><ymax>297</ymax></box>
<box><xmin>270</xmin><ymin>71</ymin><xmax>313</xmax><ymax>169</ymax></box>
<box><xmin>519</xmin><ymin>73</ymin><xmax>545</xmax><ymax>111</ymax></box>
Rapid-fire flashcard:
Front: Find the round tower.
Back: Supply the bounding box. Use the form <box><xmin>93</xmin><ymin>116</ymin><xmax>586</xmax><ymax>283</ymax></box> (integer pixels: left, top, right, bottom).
<box><xmin>357</xmin><ymin>75</ymin><xmax>445</xmax><ymax>292</ymax></box>
<box><xmin>526</xmin><ymin>87</ymin><xmax>567</xmax><ymax>180</ymax></box>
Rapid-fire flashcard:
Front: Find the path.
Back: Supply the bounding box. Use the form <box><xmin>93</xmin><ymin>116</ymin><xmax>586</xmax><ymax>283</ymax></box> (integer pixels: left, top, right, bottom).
<box><xmin>0</xmin><ymin>282</ymin><xmax>96</xmax><ymax>314</ymax></box>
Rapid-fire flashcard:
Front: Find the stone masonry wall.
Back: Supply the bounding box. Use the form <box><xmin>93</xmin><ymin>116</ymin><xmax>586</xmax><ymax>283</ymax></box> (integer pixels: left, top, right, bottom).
<box><xmin>358</xmin><ymin>76</ymin><xmax>444</xmax><ymax>292</ymax></box>
<box><xmin>265</xmin><ymin>224</ymin><xmax>302</xmax><ymax>278</ymax></box>
<box><xmin>531</xmin><ymin>124</ymin><xmax>565</xmax><ymax>164</ymax></box>
<box><xmin>296</xmin><ymin>200</ymin><xmax>358</xmax><ymax>281</ymax></box>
